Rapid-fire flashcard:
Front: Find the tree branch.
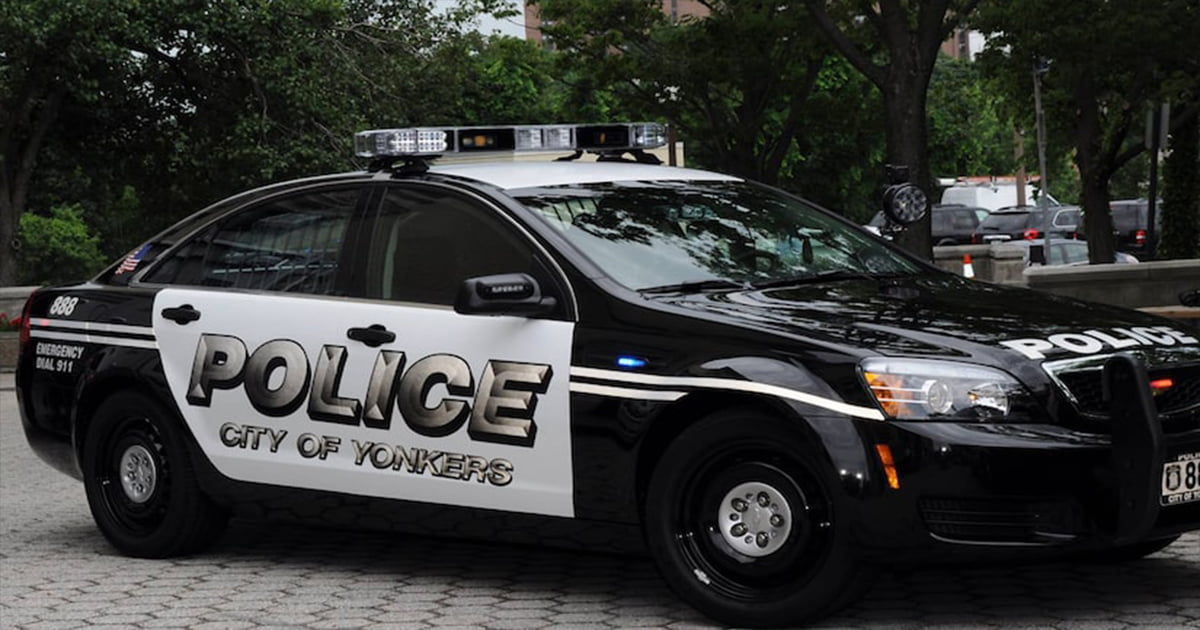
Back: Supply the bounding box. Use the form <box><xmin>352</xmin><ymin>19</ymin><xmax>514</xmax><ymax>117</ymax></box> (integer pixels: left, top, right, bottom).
<box><xmin>803</xmin><ymin>0</ymin><xmax>886</xmax><ymax>88</ymax></box>
<box><xmin>916</xmin><ymin>0</ymin><xmax>951</xmax><ymax>68</ymax></box>
<box><xmin>939</xmin><ymin>0</ymin><xmax>983</xmax><ymax>42</ymax></box>
<box><xmin>1</xmin><ymin>72</ymin><xmax>51</xmax><ymax>179</ymax></box>
<box><xmin>765</xmin><ymin>56</ymin><xmax>825</xmax><ymax>178</ymax></box>
<box><xmin>120</xmin><ymin>42</ymin><xmax>207</xmax><ymax>107</ymax></box>
<box><xmin>1100</xmin><ymin>61</ymin><xmax>1155</xmax><ymax>176</ymax></box>
<box><xmin>1111</xmin><ymin>100</ymin><xmax>1200</xmax><ymax>172</ymax></box>
<box><xmin>11</xmin><ymin>85</ymin><xmax>65</xmax><ymax>220</ymax></box>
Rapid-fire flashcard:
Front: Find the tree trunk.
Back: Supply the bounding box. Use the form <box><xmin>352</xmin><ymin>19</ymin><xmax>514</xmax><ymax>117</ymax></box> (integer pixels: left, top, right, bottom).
<box><xmin>0</xmin><ymin>195</ymin><xmax>17</xmax><ymax>285</ymax></box>
<box><xmin>1160</xmin><ymin>104</ymin><xmax>1200</xmax><ymax>259</ymax></box>
<box><xmin>1079</xmin><ymin>172</ymin><xmax>1115</xmax><ymax>263</ymax></box>
<box><xmin>885</xmin><ymin>71</ymin><xmax>933</xmax><ymax>259</ymax></box>
<box><xmin>1072</xmin><ymin>77</ymin><xmax>1117</xmax><ymax>264</ymax></box>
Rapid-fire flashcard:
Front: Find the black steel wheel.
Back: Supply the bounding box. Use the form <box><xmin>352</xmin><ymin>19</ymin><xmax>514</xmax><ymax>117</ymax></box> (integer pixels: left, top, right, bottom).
<box><xmin>82</xmin><ymin>391</ymin><xmax>227</xmax><ymax>557</ymax></box>
<box><xmin>644</xmin><ymin>409</ymin><xmax>869</xmax><ymax>627</ymax></box>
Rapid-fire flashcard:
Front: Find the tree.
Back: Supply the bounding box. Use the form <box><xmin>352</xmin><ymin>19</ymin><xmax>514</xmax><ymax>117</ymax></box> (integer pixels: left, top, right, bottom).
<box><xmin>927</xmin><ymin>57</ymin><xmax>1012</xmax><ymax>179</ymax></box>
<box><xmin>975</xmin><ymin>0</ymin><xmax>1200</xmax><ymax>263</ymax></box>
<box><xmin>1</xmin><ymin>0</ymin><xmax>135</xmax><ymax>284</ymax></box>
<box><xmin>536</xmin><ymin>0</ymin><xmax>830</xmax><ymax>185</ymax></box>
<box><xmin>802</xmin><ymin>0</ymin><xmax>982</xmax><ymax>257</ymax></box>
<box><xmin>1160</xmin><ymin>101</ymin><xmax>1200</xmax><ymax>260</ymax></box>
<box><xmin>454</xmin><ymin>35</ymin><xmax>570</xmax><ymax>124</ymax></box>
<box><xmin>2</xmin><ymin>0</ymin><xmax>513</xmax><ymax>284</ymax></box>
<box><xmin>16</xmin><ymin>204</ymin><xmax>106</xmax><ymax>285</ymax></box>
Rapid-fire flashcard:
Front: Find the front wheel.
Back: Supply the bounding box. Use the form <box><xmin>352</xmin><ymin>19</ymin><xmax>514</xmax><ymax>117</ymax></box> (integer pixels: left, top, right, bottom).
<box><xmin>643</xmin><ymin>410</ymin><xmax>869</xmax><ymax>627</ymax></box>
<box><xmin>1082</xmin><ymin>536</ymin><xmax>1180</xmax><ymax>563</ymax></box>
<box><xmin>82</xmin><ymin>391</ymin><xmax>227</xmax><ymax>557</ymax></box>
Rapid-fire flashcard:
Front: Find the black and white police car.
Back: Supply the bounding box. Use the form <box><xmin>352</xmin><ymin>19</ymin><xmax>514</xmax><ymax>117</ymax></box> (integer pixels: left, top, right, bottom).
<box><xmin>15</xmin><ymin>123</ymin><xmax>1200</xmax><ymax>627</ymax></box>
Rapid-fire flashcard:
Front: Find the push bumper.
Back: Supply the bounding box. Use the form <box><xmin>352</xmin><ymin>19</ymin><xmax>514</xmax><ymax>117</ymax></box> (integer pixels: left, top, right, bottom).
<box><xmin>848</xmin><ymin>352</ymin><xmax>1200</xmax><ymax>559</ymax></box>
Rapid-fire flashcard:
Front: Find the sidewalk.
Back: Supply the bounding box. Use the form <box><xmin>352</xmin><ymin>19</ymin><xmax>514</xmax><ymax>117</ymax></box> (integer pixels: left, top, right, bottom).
<box><xmin>1</xmin><ymin>371</ymin><xmax>13</xmax><ymax>391</ymax></box>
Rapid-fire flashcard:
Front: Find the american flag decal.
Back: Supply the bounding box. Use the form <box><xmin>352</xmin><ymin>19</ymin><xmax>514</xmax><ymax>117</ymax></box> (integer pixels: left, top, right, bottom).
<box><xmin>114</xmin><ymin>244</ymin><xmax>152</xmax><ymax>275</ymax></box>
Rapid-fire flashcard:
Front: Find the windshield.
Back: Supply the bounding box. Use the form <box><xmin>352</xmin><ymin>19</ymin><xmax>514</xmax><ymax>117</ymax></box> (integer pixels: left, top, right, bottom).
<box><xmin>512</xmin><ymin>180</ymin><xmax>924</xmax><ymax>291</ymax></box>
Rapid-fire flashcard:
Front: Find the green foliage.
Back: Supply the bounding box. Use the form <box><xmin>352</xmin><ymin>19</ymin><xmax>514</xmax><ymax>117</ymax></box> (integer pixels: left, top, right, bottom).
<box><xmin>538</xmin><ymin>0</ymin><xmax>831</xmax><ymax>185</ymax></box>
<box><xmin>455</xmin><ymin>35</ymin><xmax>569</xmax><ymax>123</ymax></box>
<box><xmin>1160</xmin><ymin>109</ymin><xmax>1200</xmax><ymax>259</ymax></box>
<box><xmin>927</xmin><ymin>57</ymin><xmax>1013</xmax><ymax>179</ymax></box>
<box><xmin>17</xmin><ymin>205</ymin><xmax>108</xmax><ymax>285</ymax></box>
<box><xmin>4</xmin><ymin>0</ymin><xmax>522</xmax><ymax>283</ymax></box>
<box><xmin>787</xmin><ymin>58</ymin><xmax>886</xmax><ymax>222</ymax></box>
<box><xmin>5</xmin><ymin>0</ymin><xmax>1192</xmax><ymax>274</ymax></box>
<box><xmin>975</xmin><ymin>0</ymin><xmax>1200</xmax><ymax>262</ymax></box>
<box><xmin>1108</xmin><ymin>153</ymin><xmax>1150</xmax><ymax>200</ymax></box>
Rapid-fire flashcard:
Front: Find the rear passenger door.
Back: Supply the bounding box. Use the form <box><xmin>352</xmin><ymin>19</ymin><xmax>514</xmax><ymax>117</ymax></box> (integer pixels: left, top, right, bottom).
<box><xmin>148</xmin><ymin>182</ymin><xmax>577</xmax><ymax>517</ymax></box>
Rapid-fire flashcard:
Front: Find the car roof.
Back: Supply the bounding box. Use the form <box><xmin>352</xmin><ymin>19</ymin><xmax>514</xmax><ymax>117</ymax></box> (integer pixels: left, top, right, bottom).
<box><xmin>429</xmin><ymin>161</ymin><xmax>741</xmax><ymax>190</ymax></box>
<box><xmin>992</xmin><ymin>204</ymin><xmax>1077</xmax><ymax>213</ymax></box>
<box><xmin>1005</xmin><ymin>239</ymin><xmax>1086</xmax><ymax>247</ymax></box>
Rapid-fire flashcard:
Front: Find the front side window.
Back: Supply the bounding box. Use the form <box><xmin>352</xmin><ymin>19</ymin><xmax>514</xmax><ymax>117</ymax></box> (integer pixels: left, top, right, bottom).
<box><xmin>143</xmin><ymin>187</ymin><xmax>362</xmax><ymax>295</ymax></box>
<box><xmin>365</xmin><ymin>186</ymin><xmax>557</xmax><ymax>309</ymax></box>
<box><xmin>513</xmin><ymin>180</ymin><xmax>924</xmax><ymax>291</ymax></box>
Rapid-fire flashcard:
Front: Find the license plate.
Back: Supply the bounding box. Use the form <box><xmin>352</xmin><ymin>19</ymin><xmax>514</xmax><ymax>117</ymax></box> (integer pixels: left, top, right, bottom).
<box><xmin>1161</xmin><ymin>452</ymin><xmax>1200</xmax><ymax>506</ymax></box>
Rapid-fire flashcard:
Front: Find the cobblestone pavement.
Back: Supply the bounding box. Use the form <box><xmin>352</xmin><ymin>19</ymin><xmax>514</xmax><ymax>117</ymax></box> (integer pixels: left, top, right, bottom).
<box><xmin>2</xmin><ymin>376</ymin><xmax>1198</xmax><ymax>630</ymax></box>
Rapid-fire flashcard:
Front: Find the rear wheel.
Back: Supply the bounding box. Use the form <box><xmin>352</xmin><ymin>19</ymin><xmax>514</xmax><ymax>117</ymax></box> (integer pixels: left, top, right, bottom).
<box><xmin>82</xmin><ymin>391</ymin><xmax>227</xmax><ymax>557</ymax></box>
<box><xmin>643</xmin><ymin>410</ymin><xmax>870</xmax><ymax>627</ymax></box>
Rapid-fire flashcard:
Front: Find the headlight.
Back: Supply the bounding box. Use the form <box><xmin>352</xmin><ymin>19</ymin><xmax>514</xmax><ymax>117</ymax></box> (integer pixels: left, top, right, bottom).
<box><xmin>858</xmin><ymin>358</ymin><xmax>1038</xmax><ymax>422</ymax></box>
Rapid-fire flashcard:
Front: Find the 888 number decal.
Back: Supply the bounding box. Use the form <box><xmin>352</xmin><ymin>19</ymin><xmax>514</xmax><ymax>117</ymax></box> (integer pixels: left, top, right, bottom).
<box><xmin>48</xmin><ymin>296</ymin><xmax>79</xmax><ymax>317</ymax></box>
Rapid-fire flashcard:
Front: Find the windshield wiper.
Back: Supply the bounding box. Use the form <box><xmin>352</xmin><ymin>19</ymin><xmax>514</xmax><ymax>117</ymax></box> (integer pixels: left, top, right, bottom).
<box><xmin>639</xmin><ymin>279</ymin><xmax>751</xmax><ymax>295</ymax></box>
<box><xmin>751</xmin><ymin>269</ymin><xmax>881</xmax><ymax>289</ymax></box>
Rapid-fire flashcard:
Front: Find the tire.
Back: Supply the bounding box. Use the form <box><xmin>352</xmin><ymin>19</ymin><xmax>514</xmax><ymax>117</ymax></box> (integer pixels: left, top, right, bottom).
<box><xmin>82</xmin><ymin>391</ymin><xmax>228</xmax><ymax>557</ymax></box>
<box><xmin>1084</xmin><ymin>536</ymin><xmax>1179</xmax><ymax>563</ymax></box>
<box><xmin>643</xmin><ymin>409</ymin><xmax>870</xmax><ymax>627</ymax></box>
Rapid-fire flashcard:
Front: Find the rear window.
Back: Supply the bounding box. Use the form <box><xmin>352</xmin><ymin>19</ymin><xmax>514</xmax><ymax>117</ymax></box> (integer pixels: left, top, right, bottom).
<box><xmin>1111</xmin><ymin>204</ymin><xmax>1146</xmax><ymax>231</ymax></box>
<box><xmin>979</xmin><ymin>212</ymin><xmax>1032</xmax><ymax>231</ymax></box>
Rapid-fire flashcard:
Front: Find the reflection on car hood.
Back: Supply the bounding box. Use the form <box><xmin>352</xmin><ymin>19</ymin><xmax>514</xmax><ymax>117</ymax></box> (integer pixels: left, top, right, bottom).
<box><xmin>653</xmin><ymin>274</ymin><xmax>1197</xmax><ymax>367</ymax></box>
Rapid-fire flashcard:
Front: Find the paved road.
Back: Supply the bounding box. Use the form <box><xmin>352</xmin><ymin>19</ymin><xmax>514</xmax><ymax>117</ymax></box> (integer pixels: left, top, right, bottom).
<box><xmin>2</xmin><ymin>375</ymin><xmax>1198</xmax><ymax>630</ymax></box>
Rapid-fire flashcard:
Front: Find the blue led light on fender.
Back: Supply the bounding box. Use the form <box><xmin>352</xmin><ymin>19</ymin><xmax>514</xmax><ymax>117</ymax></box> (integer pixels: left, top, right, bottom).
<box><xmin>616</xmin><ymin>356</ymin><xmax>647</xmax><ymax>369</ymax></box>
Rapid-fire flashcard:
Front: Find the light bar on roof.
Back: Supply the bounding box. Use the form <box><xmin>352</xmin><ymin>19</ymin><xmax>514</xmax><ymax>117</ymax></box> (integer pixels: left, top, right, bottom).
<box><xmin>354</xmin><ymin>128</ymin><xmax>447</xmax><ymax>157</ymax></box>
<box><xmin>354</xmin><ymin>123</ymin><xmax>665</xmax><ymax>159</ymax></box>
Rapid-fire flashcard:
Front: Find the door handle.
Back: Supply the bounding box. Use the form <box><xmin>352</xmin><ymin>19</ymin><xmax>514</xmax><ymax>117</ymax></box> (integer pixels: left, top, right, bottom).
<box><xmin>161</xmin><ymin>304</ymin><xmax>201</xmax><ymax>325</ymax></box>
<box><xmin>346</xmin><ymin>324</ymin><xmax>395</xmax><ymax>347</ymax></box>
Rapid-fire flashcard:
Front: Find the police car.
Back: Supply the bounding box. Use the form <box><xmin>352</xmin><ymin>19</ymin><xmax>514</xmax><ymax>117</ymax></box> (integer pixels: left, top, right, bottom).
<box><xmin>15</xmin><ymin>123</ymin><xmax>1200</xmax><ymax>627</ymax></box>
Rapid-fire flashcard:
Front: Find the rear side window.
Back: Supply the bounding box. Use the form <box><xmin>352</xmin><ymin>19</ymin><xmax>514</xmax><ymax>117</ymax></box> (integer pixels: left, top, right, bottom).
<box><xmin>143</xmin><ymin>187</ymin><xmax>364</xmax><ymax>296</ymax></box>
<box><xmin>949</xmin><ymin>209</ymin><xmax>978</xmax><ymax>229</ymax></box>
<box><xmin>931</xmin><ymin>211</ymin><xmax>950</xmax><ymax>232</ymax></box>
<box><xmin>1052</xmin><ymin>209</ymin><xmax>1080</xmax><ymax>227</ymax></box>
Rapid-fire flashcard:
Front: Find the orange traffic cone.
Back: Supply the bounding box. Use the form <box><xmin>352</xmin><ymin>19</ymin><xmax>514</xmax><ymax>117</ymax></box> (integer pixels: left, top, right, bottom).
<box><xmin>962</xmin><ymin>254</ymin><xmax>975</xmax><ymax>278</ymax></box>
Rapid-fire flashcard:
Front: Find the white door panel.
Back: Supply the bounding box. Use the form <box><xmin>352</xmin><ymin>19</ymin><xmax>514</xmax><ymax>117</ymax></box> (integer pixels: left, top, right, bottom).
<box><xmin>153</xmin><ymin>287</ymin><xmax>575</xmax><ymax>517</ymax></box>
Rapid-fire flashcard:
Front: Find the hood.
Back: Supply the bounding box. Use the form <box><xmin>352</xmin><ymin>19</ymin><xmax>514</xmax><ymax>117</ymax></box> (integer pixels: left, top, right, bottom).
<box><xmin>654</xmin><ymin>273</ymin><xmax>1200</xmax><ymax>369</ymax></box>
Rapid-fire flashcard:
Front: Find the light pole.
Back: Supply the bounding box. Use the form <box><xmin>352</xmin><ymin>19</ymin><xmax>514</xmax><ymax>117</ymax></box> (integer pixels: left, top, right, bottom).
<box><xmin>1032</xmin><ymin>58</ymin><xmax>1052</xmax><ymax>265</ymax></box>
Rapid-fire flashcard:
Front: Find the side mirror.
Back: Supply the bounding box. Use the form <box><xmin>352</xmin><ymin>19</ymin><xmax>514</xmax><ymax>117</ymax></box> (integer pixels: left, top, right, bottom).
<box><xmin>881</xmin><ymin>182</ymin><xmax>928</xmax><ymax>225</ymax></box>
<box><xmin>454</xmin><ymin>273</ymin><xmax>557</xmax><ymax>316</ymax></box>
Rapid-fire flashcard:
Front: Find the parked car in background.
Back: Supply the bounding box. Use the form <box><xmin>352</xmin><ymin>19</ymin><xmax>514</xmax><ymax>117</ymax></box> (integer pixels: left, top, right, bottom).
<box><xmin>866</xmin><ymin>203</ymin><xmax>989</xmax><ymax>245</ymax></box>
<box><xmin>1108</xmin><ymin>199</ymin><xmax>1162</xmax><ymax>259</ymax></box>
<box><xmin>1003</xmin><ymin>239</ymin><xmax>1138</xmax><ymax>266</ymax></box>
<box><xmin>970</xmin><ymin>205</ymin><xmax>1081</xmax><ymax>244</ymax></box>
